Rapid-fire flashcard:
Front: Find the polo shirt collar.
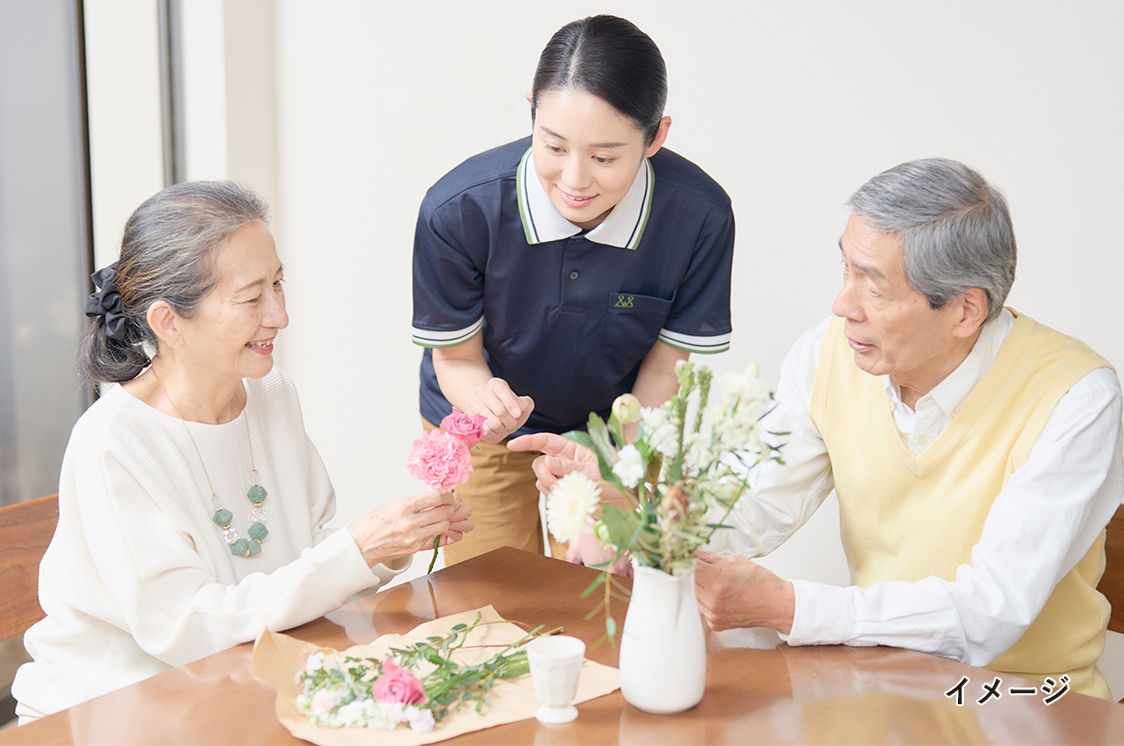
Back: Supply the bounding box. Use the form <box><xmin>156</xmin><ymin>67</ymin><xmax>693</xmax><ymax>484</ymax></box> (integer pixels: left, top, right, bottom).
<box><xmin>516</xmin><ymin>146</ymin><xmax>654</xmax><ymax>249</ymax></box>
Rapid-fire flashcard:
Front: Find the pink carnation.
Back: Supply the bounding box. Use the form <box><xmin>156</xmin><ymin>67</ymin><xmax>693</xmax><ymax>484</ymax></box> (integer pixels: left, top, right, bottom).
<box><xmin>439</xmin><ymin>407</ymin><xmax>487</xmax><ymax>447</ymax></box>
<box><xmin>407</xmin><ymin>430</ymin><xmax>472</xmax><ymax>492</ymax></box>
<box><xmin>374</xmin><ymin>659</ymin><xmax>429</xmax><ymax>706</ymax></box>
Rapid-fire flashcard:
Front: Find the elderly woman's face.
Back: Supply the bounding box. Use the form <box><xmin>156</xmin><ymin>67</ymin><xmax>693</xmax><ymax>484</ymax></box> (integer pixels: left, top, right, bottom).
<box><xmin>176</xmin><ymin>220</ymin><xmax>287</xmax><ymax>382</ymax></box>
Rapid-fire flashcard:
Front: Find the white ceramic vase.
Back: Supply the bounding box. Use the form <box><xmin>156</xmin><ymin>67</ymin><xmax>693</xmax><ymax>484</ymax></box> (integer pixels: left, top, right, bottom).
<box><xmin>619</xmin><ymin>562</ymin><xmax>706</xmax><ymax>714</ymax></box>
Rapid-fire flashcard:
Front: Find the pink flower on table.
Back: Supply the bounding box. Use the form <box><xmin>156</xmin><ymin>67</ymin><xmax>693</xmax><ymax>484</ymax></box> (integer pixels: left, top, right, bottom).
<box><xmin>374</xmin><ymin>659</ymin><xmax>429</xmax><ymax>706</ymax></box>
<box><xmin>309</xmin><ymin>686</ymin><xmax>339</xmax><ymax>716</ymax></box>
<box><xmin>407</xmin><ymin>430</ymin><xmax>472</xmax><ymax>492</ymax></box>
<box><xmin>439</xmin><ymin>407</ymin><xmax>487</xmax><ymax>447</ymax></box>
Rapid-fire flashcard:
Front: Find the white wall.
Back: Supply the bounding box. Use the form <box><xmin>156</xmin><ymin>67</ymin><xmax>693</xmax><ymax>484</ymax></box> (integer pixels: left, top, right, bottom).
<box><xmin>263</xmin><ymin>0</ymin><xmax>1124</xmax><ymax>696</ymax></box>
<box><xmin>90</xmin><ymin>0</ymin><xmax>1124</xmax><ymax>696</ymax></box>
<box><xmin>84</xmin><ymin>0</ymin><xmax>164</xmax><ymax>269</ymax></box>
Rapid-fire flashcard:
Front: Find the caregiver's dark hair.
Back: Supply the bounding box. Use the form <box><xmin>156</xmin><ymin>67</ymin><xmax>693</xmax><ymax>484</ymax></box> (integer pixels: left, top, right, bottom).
<box><xmin>531</xmin><ymin>15</ymin><xmax>667</xmax><ymax>145</ymax></box>
<box><xmin>79</xmin><ymin>181</ymin><xmax>269</xmax><ymax>385</ymax></box>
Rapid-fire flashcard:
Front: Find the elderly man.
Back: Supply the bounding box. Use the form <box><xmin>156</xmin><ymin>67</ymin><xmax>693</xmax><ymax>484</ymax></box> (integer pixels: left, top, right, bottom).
<box><xmin>512</xmin><ymin>158</ymin><xmax>1122</xmax><ymax>700</ymax></box>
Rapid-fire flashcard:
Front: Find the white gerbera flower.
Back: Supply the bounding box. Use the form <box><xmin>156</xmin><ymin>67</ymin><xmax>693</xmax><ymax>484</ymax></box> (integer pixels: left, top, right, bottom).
<box><xmin>546</xmin><ymin>472</ymin><xmax>601</xmax><ymax>543</ymax></box>
<box><xmin>612</xmin><ymin>444</ymin><xmax>645</xmax><ymax>488</ymax></box>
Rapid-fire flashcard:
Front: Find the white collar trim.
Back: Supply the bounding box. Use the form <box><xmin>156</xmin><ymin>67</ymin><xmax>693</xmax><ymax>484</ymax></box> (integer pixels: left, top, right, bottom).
<box><xmin>516</xmin><ymin>146</ymin><xmax>653</xmax><ymax>249</ymax></box>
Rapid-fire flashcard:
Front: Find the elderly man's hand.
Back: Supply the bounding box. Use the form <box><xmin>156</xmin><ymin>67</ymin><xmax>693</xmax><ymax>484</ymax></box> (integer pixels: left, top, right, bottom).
<box><xmin>695</xmin><ymin>551</ymin><xmax>795</xmax><ymax>634</ymax></box>
<box><xmin>507</xmin><ymin>432</ymin><xmax>601</xmax><ymax>495</ymax></box>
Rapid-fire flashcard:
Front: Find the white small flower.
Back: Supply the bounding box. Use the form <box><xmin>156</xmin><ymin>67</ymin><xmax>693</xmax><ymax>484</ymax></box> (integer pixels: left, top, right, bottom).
<box><xmin>364</xmin><ymin>702</ymin><xmax>399</xmax><ymax>731</ymax></box>
<box><xmin>641</xmin><ymin>407</ymin><xmax>679</xmax><ymax>458</ymax></box>
<box><xmin>612</xmin><ymin>444</ymin><xmax>645</xmax><ymax>488</ymax></box>
<box><xmin>335</xmin><ymin>699</ymin><xmax>368</xmax><ymax>728</ymax></box>
<box><xmin>309</xmin><ymin>686</ymin><xmax>340</xmax><ymax>716</ymax></box>
<box><xmin>304</xmin><ymin>651</ymin><xmax>326</xmax><ymax>676</ymax></box>
<box><xmin>405</xmin><ymin>705</ymin><xmax>436</xmax><ymax>732</ymax></box>
<box><xmin>546</xmin><ymin>472</ymin><xmax>601</xmax><ymax>543</ymax></box>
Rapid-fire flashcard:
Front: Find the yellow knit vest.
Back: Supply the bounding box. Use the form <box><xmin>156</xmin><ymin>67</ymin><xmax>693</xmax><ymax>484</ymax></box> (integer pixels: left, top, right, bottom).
<box><xmin>810</xmin><ymin>311</ymin><xmax>1113</xmax><ymax>699</ymax></box>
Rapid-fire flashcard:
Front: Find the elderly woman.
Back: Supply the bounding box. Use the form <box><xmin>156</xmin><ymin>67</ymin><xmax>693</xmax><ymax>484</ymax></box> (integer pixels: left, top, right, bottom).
<box><xmin>13</xmin><ymin>182</ymin><xmax>473</xmax><ymax>723</ymax></box>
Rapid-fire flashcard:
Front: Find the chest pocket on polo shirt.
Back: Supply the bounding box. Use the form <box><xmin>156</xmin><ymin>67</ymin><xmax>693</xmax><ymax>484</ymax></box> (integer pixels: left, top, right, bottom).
<box><xmin>605</xmin><ymin>292</ymin><xmax>675</xmax><ymax>360</ymax></box>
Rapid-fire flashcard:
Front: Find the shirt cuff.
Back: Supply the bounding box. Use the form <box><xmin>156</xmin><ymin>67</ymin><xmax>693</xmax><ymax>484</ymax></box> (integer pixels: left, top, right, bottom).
<box><xmin>372</xmin><ymin>554</ymin><xmax>413</xmax><ymax>586</ymax></box>
<box><xmin>782</xmin><ymin>579</ymin><xmax>857</xmax><ymax>647</ymax></box>
<box><xmin>313</xmin><ymin>528</ymin><xmax>409</xmax><ymax>600</ymax></box>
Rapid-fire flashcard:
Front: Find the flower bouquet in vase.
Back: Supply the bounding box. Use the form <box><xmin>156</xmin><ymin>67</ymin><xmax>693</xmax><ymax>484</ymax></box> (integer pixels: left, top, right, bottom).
<box><xmin>546</xmin><ymin>361</ymin><xmax>778</xmax><ymax>714</ymax></box>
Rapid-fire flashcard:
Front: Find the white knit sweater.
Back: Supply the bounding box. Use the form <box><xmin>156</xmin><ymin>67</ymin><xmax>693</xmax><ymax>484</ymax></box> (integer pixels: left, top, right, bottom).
<box><xmin>13</xmin><ymin>367</ymin><xmax>408</xmax><ymax>721</ymax></box>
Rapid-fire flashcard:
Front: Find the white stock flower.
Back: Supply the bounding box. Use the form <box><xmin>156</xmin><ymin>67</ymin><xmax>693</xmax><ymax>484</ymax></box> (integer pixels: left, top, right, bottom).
<box><xmin>304</xmin><ymin>651</ymin><xmax>326</xmax><ymax>676</ymax></box>
<box><xmin>641</xmin><ymin>406</ymin><xmax>679</xmax><ymax>458</ymax></box>
<box><xmin>335</xmin><ymin>699</ymin><xmax>369</xmax><ymax>728</ymax></box>
<box><xmin>546</xmin><ymin>472</ymin><xmax>601</xmax><ymax>543</ymax></box>
<box><xmin>309</xmin><ymin>685</ymin><xmax>341</xmax><ymax>716</ymax></box>
<box><xmin>702</xmin><ymin>475</ymin><xmax>746</xmax><ymax>510</ymax></box>
<box><xmin>405</xmin><ymin>705</ymin><xmax>436</xmax><ymax>732</ymax></box>
<box><xmin>612</xmin><ymin>444</ymin><xmax>645</xmax><ymax>488</ymax></box>
<box><xmin>715</xmin><ymin>365</ymin><xmax>771</xmax><ymax>413</ymax></box>
<box><xmin>364</xmin><ymin>702</ymin><xmax>399</xmax><ymax>731</ymax></box>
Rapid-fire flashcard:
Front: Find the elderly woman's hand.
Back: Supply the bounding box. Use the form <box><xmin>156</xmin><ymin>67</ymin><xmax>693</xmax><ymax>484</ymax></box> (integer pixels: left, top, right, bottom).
<box><xmin>348</xmin><ymin>491</ymin><xmax>473</xmax><ymax>568</ymax></box>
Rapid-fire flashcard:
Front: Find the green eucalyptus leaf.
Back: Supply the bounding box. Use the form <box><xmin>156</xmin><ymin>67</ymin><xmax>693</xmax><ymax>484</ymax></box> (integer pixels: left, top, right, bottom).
<box><xmin>563</xmin><ymin>429</ymin><xmax>597</xmax><ymax>452</ymax></box>
<box><xmin>580</xmin><ymin>572</ymin><xmax>607</xmax><ymax>598</ymax></box>
<box><xmin>600</xmin><ymin>503</ymin><xmax>640</xmax><ymax>550</ymax></box>
<box><xmin>585</xmin><ymin>413</ymin><xmax>619</xmax><ymax>465</ymax></box>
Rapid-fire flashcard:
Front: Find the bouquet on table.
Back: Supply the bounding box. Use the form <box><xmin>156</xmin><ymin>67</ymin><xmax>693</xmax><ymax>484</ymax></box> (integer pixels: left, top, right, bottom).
<box><xmin>407</xmin><ymin>407</ymin><xmax>487</xmax><ymax>571</ymax></box>
<box><xmin>295</xmin><ymin>612</ymin><xmax>532</xmax><ymax>732</ymax></box>
<box><xmin>546</xmin><ymin>360</ymin><xmax>780</xmax><ymax>643</ymax></box>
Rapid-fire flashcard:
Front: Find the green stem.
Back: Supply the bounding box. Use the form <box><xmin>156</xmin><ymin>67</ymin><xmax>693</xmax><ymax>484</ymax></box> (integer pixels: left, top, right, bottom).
<box><xmin>426</xmin><ymin>534</ymin><xmax>440</xmax><ymax>574</ymax></box>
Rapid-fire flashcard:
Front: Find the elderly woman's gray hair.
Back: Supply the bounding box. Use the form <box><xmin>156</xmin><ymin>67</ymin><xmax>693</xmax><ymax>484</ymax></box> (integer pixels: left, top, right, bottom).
<box><xmin>846</xmin><ymin>158</ymin><xmax>1016</xmax><ymax>325</ymax></box>
<box><xmin>79</xmin><ymin>181</ymin><xmax>269</xmax><ymax>385</ymax></box>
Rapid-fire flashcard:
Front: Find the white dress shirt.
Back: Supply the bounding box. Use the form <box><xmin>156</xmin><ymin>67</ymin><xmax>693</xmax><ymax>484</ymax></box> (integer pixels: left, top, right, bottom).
<box><xmin>710</xmin><ymin>310</ymin><xmax>1124</xmax><ymax>667</ymax></box>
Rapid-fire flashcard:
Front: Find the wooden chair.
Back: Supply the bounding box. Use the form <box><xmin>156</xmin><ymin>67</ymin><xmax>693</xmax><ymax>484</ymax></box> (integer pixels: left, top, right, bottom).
<box><xmin>0</xmin><ymin>493</ymin><xmax>59</xmax><ymax>724</ymax></box>
<box><xmin>1101</xmin><ymin>503</ymin><xmax>1124</xmax><ymax>637</ymax></box>
<box><xmin>1097</xmin><ymin>502</ymin><xmax>1124</xmax><ymax>703</ymax></box>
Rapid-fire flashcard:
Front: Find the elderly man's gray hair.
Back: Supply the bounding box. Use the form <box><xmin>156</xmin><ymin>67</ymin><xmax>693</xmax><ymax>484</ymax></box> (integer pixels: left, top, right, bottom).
<box><xmin>846</xmin><ymin>158</ymin><xmax>1016</xmax><ymax>325</ymax></box>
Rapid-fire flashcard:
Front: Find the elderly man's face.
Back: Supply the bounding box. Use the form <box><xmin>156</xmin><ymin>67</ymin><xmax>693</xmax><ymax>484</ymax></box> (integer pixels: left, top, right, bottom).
<box><xmin>831</xmin><ymin>214</ymin><xmax>970</xmax><ymax>399</ymax></box>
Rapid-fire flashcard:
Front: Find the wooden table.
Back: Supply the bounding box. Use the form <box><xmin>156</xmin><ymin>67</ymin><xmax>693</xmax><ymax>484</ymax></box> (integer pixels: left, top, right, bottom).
<box><xmin>3</xmin><ymin>547</ymin><xmax>1123</xmax><ymax>745</ymax></box>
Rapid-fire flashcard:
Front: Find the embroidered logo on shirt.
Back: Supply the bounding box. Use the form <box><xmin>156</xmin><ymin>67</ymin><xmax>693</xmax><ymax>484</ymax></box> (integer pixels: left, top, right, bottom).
<box><xmin>614</xmin><ymin>295</ymin><xmax>635</xmax><ymax>309</ymax></box>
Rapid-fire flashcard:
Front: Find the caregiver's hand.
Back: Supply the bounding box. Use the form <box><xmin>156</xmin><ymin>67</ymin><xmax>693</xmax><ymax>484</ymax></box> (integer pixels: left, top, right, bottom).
<box><xmin>470</xmin><ymin>377</ymin><xmax>534</xmax><ymax>444</ymax></box>
<box><xmin>507</xmin><ymin>432</ymin><xmax>601</xmax><ymax>495</ymax></box>
<box><xmin>349</xmin><ymin>491</ymin><xmax>473</xmax><ymax>567</ymax></box>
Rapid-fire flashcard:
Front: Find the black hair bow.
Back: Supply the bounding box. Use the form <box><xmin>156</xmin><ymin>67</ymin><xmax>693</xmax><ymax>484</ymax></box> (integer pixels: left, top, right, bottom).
<box><xmin>84</xmin><ymin>264</ymin><xmax>127</xmax><ymax>341</ymax></box>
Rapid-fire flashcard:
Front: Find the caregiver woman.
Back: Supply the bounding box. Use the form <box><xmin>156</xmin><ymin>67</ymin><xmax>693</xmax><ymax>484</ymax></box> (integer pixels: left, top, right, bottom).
<box><xmin>14</xmin><ymin>182</ymin><xmax>472</xmax><ymax>723</ymax></box>
<box><xmin>411</xmin><ymin>15</ymin><xmax>734</xmax><ymax>564</ymax></box>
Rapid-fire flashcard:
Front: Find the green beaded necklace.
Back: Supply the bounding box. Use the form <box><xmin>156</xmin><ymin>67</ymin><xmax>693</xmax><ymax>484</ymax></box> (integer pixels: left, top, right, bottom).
<box><xmin>154</xmin><ymin>372</ymin><xmax>270</xmax><ymax>558</ymax></box>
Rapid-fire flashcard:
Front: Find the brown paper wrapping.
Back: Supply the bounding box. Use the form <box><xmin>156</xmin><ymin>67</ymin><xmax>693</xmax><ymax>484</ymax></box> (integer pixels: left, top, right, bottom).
<box><xmin>251</xmin><ymin>605</ymin><xmax>620</xmax><ymax>745</ymax></box>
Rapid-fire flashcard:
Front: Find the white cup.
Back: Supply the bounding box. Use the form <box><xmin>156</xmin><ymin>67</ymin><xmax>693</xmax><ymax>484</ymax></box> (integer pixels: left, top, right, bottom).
<box><xmin>527</xmin><ymin>635</ymin><xmax>586</xmax><ymax>724</ymax></box>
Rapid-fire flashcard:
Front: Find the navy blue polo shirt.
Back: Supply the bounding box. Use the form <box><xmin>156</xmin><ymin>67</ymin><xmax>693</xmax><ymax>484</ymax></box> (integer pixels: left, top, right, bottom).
<box><xmin>412</xmin><ymin>136</ymin><xmax>734</xmax><ymax>437</ymax></box>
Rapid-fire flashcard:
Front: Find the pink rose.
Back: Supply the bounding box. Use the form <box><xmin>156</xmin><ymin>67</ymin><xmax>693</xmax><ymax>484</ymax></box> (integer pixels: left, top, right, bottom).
<box><xmin>374</xmin><ymin>659</ymin><xmax>429</xmax><ymax>706</ymax></box>
<box><xmin>439</xmin><ymin>407</ymin><xmax>487</xmax><ymax>447</ymax></box>
<box><xmin>407</xmin><ymin>430</ymin><xmax>472</xmax><ymax>492</ymax></box>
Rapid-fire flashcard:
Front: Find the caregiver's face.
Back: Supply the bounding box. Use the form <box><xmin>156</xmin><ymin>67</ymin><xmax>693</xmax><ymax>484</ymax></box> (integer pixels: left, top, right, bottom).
<box><xmin>531</xmin><ymin>88</ymin><xmax>662</xmax><ymax>231</ymax></box>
